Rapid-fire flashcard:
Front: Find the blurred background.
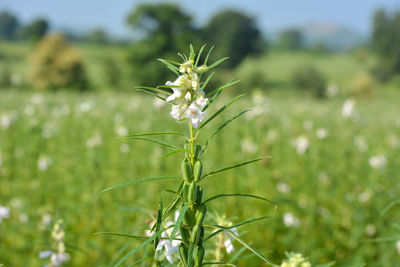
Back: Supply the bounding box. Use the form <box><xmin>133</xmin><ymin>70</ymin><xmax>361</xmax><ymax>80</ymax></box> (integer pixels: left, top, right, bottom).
<box><xmin>0</xmin><ymin>0</ymin><xmax>399</xmax><ymax>266</ymax></box>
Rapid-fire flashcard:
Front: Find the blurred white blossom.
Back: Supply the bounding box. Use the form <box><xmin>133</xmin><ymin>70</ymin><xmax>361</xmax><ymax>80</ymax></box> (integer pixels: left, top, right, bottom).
<box><xmin>0</xmin><ymin>205</ymin><xmax>10</xmax><ymax>223</ymax></box>
<box><xmin>120</xmin><ymin>143</ymin><xmax>130</xmax><ymax>153</ymax></box>
<box><xmin>292</xmin><ymin>136</ymin><xmax>309</xmax><ymax>155</ymax></box>
<box><xmin>316</xmin><ymin>128</ymin><xmax>328</xmax><ymax>139</ymax></box>
<box><xmin>280</xmin><ymin>252</ymin><xmax>311</xmax><ymax>267</ymax></box>
<box><xmin>115</xmin><ymin>125</ymin><xmax>128</xmax><ymax>137</ymax></box>
<box><xmin>277</xmin><ymin>182</ymin><xmax>291</xmax><ymax>193</ymax></box>
<box><xmin>241</xmin><ymin>138</ymin><xmax>257</xmax><ymax>154</ymax></box>
<box><xmin>369</xmin><ymin>154</ymin><xmax>386</xmax><ymax>170</ymax></box>
<box><xmin>354</xmin><ymin>135</ymin><xmax>368</xmax><ymax>152</ymax></box>
<box><xmin>38</xmin><ymin>155</ymin><xmax>52</xmax><ymax>171</ymax></box>
<box><xmin>342</xmin><ymin>99</ymin><xmax>355</xmax><ymax>118</ymax></box>
<box><xmin>86</xmin><ymin>134</ymin><xmax>102</xmax><ymax>148</ymax></box>
<box><xmin>283</xmin><ymin>212</ymin><xmax>300</xmax><ymax>228</ymax></box>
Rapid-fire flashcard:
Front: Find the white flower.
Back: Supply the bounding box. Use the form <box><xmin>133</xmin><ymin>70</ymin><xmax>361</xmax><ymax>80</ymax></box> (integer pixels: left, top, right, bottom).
<box><xmin>166</xmin><ymin>75</ymin><xmax>192</xmax><ymax>102</ymax></box>
<box><xmin>342</xmin><ymin>99</ymin><xmax>355</xmax><ymax>118</ymax></box>
<box><xmin>41</xmin><ymin>213</ymin><xmax>52</xmax><ymax>228</ymax></box>
<box><xmin>316</xmin><ymin>128</ymin><xmax>328</xmax><ymax>139</ymax></box>
<box><xmin>292</xmin><ymin>136</ymin><xmax>309</xmax><ymax>155</ymax></box>
<box><xmin>0</xmin><ymin>205</ymin><xmax>10</xmax><ymax>223</ymax></box>
<box><xmin>115</xmin><ymin>125</ymin><xmax>128</xmax><ymax>137</ymax></box>
<box><xmin>86</xmin><ymin>134</ymin><xmax>102</xmax><ymax>148</ymax></box>
<box><xmin>277</xmin><ymin>182</ymin><xmax>291</xmax><ymax>193</ymax></box>
<box><xmin>283</xmin><ymin>212</ymin><xmax>300</xmax><ymax>228</ymax></box>
<box><xmin>38</xmin><ymin>155</ymin><xmax>52</xmax><ymax>171</ymax></box>
<box><xmin>170</xmin><ymin>102</ymin><xmax>189</xmax><ymax>120</ymax></box>
<box><xmin>179</xmin><ymin>60</ymin><xmax>194</xmax><ymax>73</ymax></box>
<box><xmin>241</xmin><ymin>139</ymin><xmax>257</xmax><ymax>154</ymax></box>
<box><xmin>1</xmin><ymin>113</ymin><xmax>12</xmax><ymax>129</ymax></box>
<box><xmin>153</xmin><ymin>98</ymin><xmax>165</xmax><ymax>109</ymax></box>
<box><xmin>79</xmin><ymin>100</ymin><xmax>94</xmax><ymax>113</ymax></box>
<box><xmin>369</xmin><ymin>154</ymin><xmax>386</xmax><ymax>170</ymax></box>
<box><xmin>153</xmin><ymin>213</ymin><xmax>181</xmax><ymax>264</ymax></box>
<box><xmin>50</xmin><ymin>252</ymin><xmax>70</xmax><ymax>266</ymax></box>
<box><xmin>39</xmin><ymin>250</ymin><xmax>54</xmax><ymax>259</ymax></box>
<box><xmin>184</xmin><ymin>103</ymin><xmax>206</xmax><ymax>128</ymax></box>
<box><xmin>223</xmin><ymin>227</ymin><xmax>238</xmax><ymax>254</ymax></box>
<box><xmin>326</xmin><ymin>84</ymin><xmax>339</xmax><ymax>97</ymax></box>
<box><xmin>120</xmin><ymin>143</ymin><xmax>130</xmax><ymax>153</ymax></box>
<box><xmin>195</xmin><ymin>95</ymin><xmax>208</xmax><ymax>109</ymax></box>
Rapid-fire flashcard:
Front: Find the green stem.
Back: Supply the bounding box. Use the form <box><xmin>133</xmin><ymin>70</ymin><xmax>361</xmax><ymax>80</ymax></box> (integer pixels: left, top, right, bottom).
<box><xmin>189</xmin><ymin>122</ymin><xmax>195</xmax><ymax>166</ymax></box>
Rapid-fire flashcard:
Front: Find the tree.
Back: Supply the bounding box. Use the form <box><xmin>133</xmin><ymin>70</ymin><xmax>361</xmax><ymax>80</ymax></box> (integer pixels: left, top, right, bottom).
<box><xmin>23</xmin><ymin>18</ymin><xmax>49</xmax><ymax>42</ymax></box>
<box><xmin>202</xmin><ymin>10</ymin><xmax>263</xmax><ymax>69</ymax></box>
<box><xmin>371</xmin><ymin>8</ymin><xmax>400</xmax><ymax>78</ymax></box>
<box><xmin>86</xmin><ymin>28</ymin><xmax>109</xmax><ymax>44</ymax></box>
<box><xmin>0</xmin><ymin>11</ymin><xmax>20</xmax><ymax>40</ymax></box>
<box><xmin>278</xmin><ymin>29</ymin><xmax>304</xmax><ymax>50</ymax></box>
<box><xmin>30</xmin><ymin>34</ymin><xmax>88</xmax><ymax>91</ymax></box>
<box><xmin>125</xmin><ymin>3</ymin><xmax>200</xmax><ymax>86</ymax></box>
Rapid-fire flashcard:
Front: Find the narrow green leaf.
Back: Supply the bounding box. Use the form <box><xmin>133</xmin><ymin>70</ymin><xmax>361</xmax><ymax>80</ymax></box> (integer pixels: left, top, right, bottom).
<box><xmin>205</xmin><ymin>216</ymin><xmax>269</xmax><ymax>241</ymax></box>
<box><xmin>202</xmin><ymin>157</ymin><xmax>270</xmax><ymax>180</ymax></box>
<box><xmin>204</xmin><ymin>45</ymin><xmax>214</xmax><ymax>65</ymax></box>
<box><xmin>178</xmin><ymin>52</ymin><xmax>187</xmax><ymax>62</ymax></box>
<box><xmin>200</xmin><ymin>94</ymin><xmax>245</xmax><ymax>129</ymax></box>
<box><xmin>159</xmin><ymin>149</ymin><xmax>189</xmax><ymax>160</ymax></box>
<box><xmin>124</xmin><ymin>132</ymin><xmax>185</xmax><ymax>138</ymax></box>
<box><xmin>164</xmin><ymin>182</ymin><xmax>184</xmax><ymax>218</ymax></box>
<box><xmin>126</xmin><ymin>137</ymin><xmax>180</xmax><ymax>150</ymax></box>
<box><xmin>223</xmin><ymin>228</ymin><xmax>273</xmax><ymax>265</ymax></box>
<box><xmin>381</xmin><ymin>199</ymin><xmax>400</xmax><ymax>215</ymax></box>
<box><xmin>102</xmin><ymin>176</ymin><xmax>180</xmax><ymax>193</ymax></box>
<box><xmin>200</xmin><ymin>71</ymin><xmax>215</xmax><ymax>91</ymax></box>
<box><xmin>170</xmin><ymin>202</ymin><xmax>190</xmax><ymax>241</ymax></box>
<box><xmin>203</xmin><ymin>86</ymin><xmax>222</xmax><ymax>111</ymax></box>
<box><xmin>228</xmin><ymin>246</ymin><xmax>248</xmax><ymax>264</ymax></box>
<box><xmin>203</xmin><ymin>110</ymin><xmax>249</xmax><ymax>152</ymax></box>
<box><xmin>202</xmin><ymin>263</ymin><xmax>237</xmax><ymax>266</ymax></box>
<box><xmin>206</xmin><ymin>79</ymin><xmax>241</xmax><ymax>97</ymax></box>
<box><xmin>163</xmin><ymin>59</ymin><xmax>181</xmax><ymax>66</ymax></box>
<box><xmin>195</xmin><ymin>44</ymin><xmax>206</xmax><ymax>67</ymax></box>
<box><xmin>135</xmin><ymin>86</ymin><xmax>171</xmax><ymax>96</ymax></box>
<box><xmin>114</xmin><ymin>229</ymin><xmax>163</xmax><ymax>267</ymax></box>
<box><xmin>203</xmin><ymin>193</ymin><xmax>275</xmax><ymax>206</ymax></box>
<box><xmin>95</xmin><ymin>232</ymin><xmax>147</xmax><ymax>241</ymax></box>
<box><xmin>117</xmin><ymin>206</ymin><xmax>153</xmax><ymax>215</ymax></box>
<box><xmin>107</xmin><ymin>241</ymin><xmax>134</xmax><ymax>267</ymax></box>
<box><xmin>136</xmin><ymin>88</ymin><xmax>166</xmax><ymax>101</ymax></box>
<box><xmin>208</xmin><ymin>57</ymin><xmax>229</xmax><ymax>70</ymax></box>
<box><xmin>158</xmin><ymin>59</ymin><xmax>180</xmax><ymax>75</ymax></box>
<box><xmin>154</xmin><ymin>199</ymin><xmax>163</xmax><ymax>248</ymax></box>
<box><xmin>190</xmin><ymin>44</ymin><xmax>195</xmax><ymax>60</ymax></box>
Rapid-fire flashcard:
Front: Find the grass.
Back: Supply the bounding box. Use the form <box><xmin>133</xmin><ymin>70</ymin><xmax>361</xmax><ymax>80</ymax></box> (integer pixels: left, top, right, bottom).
<box><xmin>0</xmin><ymin>42</ymin><xmax>400</xmax><ymax>266</ymax></box>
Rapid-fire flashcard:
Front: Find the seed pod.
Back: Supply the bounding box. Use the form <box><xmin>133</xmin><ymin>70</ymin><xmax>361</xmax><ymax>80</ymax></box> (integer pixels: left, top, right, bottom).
<box><xmin>184</xmin><ymin>209</ymin><xmax>193</xmax><ymax>227</ymax></box>
<box><xmin>181</xmin><ymin>159</ymin><xmax>192</xmax><ymax>182</ymax></box>
<box><xmin>180</xmin><ymin>226</ymin><xmax>190</xmax><ymax>244</ymax></box>
<box><xmin>179</xmin><ymin>244</ymin><xmax>188</xmax><ymax>266</ymax></box>
<box><xmin>195</xmin><ymin>187</ymin><xmax>203</xmax><ymax>205</ymax></box>
<box><xmin>194</xmin><ymin>145</ymin><xmax>202</xmax><ymax>160</ymax></box>
<box><xmin>193</xmin><ymin>160</ymin><xmax>203</xmax><ymax>182</ymax></box>
<box><xmin>194</xmin><ymin>245</ymin><xmax>205</xmax><ymax>267</ymax></box>
<box><xmin>188</xmin><ymin>183</ymin><xmax>197</xmax><ymax>204</ymax></box>
<box><xmin>195</xmin><ymin>204</ymin><xmax>207</xmax><ymax>225</ymax></box>
<box><xmin>183</xmin><ymin>183</ymin><xmax>190</xmax><ymax>202</ymax></box>
<box><xmin>190</xmin><ymin>225</ymin><xmax>200</xmax><ymax>245</ymax></box>
<box><xmin>198</xmin><ymin>226</ymin><xmax>205</xmax><ymax>246</ymax></box>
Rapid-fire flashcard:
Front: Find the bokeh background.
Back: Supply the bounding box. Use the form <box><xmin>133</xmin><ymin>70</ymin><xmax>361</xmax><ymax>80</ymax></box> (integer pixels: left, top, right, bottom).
<box><xmin>0</xmin><ymin>0</ymin><xmax>400</xmax><ymax>266</ymax></box>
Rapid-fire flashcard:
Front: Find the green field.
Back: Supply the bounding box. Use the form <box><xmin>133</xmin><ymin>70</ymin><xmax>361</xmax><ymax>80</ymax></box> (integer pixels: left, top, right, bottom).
<box><xmin>1</xmin><ymin>43</ymin><xmax>400</xmax><ymax>266</ymax></box>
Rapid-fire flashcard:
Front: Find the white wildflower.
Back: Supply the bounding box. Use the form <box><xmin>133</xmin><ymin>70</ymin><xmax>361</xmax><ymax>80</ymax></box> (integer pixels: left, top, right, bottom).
<box><xmin>1</xmin><ymin>113</ymin><xmax>12</xmax><ymax>129</ymax></box>
<box><xmin>86</xmin><ymin>134</ymin><xmax>102</xmax><ymax>148</ymax></box>
<box><xmin>153</xmin><ymin>98</ymin><xmax>165</xmax><ymax>109</ymax></box>
<box><xmin>277</xmin><ymin>182</ymin><xmax>291</xmax><ymax>193</ymax></box>
<box><xmin>316</xmin><ymin>128</ymin><xmax>328</xmax><ymax>139</ymax></box>
<box><xmin>184</xmin><ymin>102</ymin><xmax>206</xmax><ymax>128</ymax></box>
<box><xmin>115</xmin><ymin>125</ymin><xmax>128</xmax><ymax>137</ymax></box>
<box><xmin>0</xmin><ymin>205</ymin><xmax>10</xmax><ymax>223</ymax></box>
<box><xmin>241</xmin><ymin>138</ymin><xmax>257</xmax><ymax>154</ymax></box>
<box><xmin>283</xmin><ymin>212</ymin><xmax>300</xmax><ymax>228</ymax></box>
<box><xmin>40</xmin><ymin>220</ymin><xmax>70</xmax><ymax>266</ymax></box>
<box><xmin>358</xmin><ymin>191</ymin><xmax>372</xmax><ymax>203</ymax></box>
<box><xmin>267</xmin><ymin>130</ymin><xmax>277</xmax><ymax>143</ymax></box>
<box><xmin>38</xmin><ymin>155</ymin><xmax>52</xmax><ymax>171</ymax></box>
<box><xmin>166</xmin><ymin>75</ymin><xmax>192</xmax><ymax>102</ymax></box>
<box><xmin>170</xmin><ymin>102</ymin><xmax>189</xmax><ymax>120</ymax></box>
<box><xmin>79</xmin><ymin>100</ymin><xmax>94</xmax><ymax>113</ymax></box>
<box><xmin>369</xmin><ymin>154</ymin><xmax>386</xmax><ymax>170</ymax></box>
<box><xmin>292</xmin><ymin>136</ymin><xmax>309</xmax><ymax>155</ymax></box>
<box><xmin>31</xmin><ymin>94</ymin><xmax>44</xmax><ymax>105</ymax></box>
<box><xmin>365</xmin><ymin>224</ymin><xmax>376</xmax><ymax>236</ymax></box>
<box><xmin>281</xmin><ymin>252</ymin><xmax>311</xmax><ymax>267</ymax></box>
<box><xmin>120</xmin><ymin>143</ymin><xmax>130</xmax><ymax>153</ymax></box>
<box><xmin>342</xmin><ymin>99</ymin><xmax>355</xmax><ymax>118</ymax></box>
<box><xmin>326</xmin><ymin>83</ymin><xmax>339</xmax><ymax>97</ymax></box>
<box><xmin>354</xmin><ymin>135</ymin><xmax>368</xmax><ymax>152</ymax></box>
<box><xmin>41</xmin><ymin>213</ymin><xmax>52</xmax><ymax>228</ymax></box>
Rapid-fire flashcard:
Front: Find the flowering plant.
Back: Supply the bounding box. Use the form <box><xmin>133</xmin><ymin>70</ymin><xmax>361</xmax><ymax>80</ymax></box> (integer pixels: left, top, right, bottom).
<box><xmin>101</xmin><ymin>45</ymin><xmax>274</xmax><ymax>266</ymax></box>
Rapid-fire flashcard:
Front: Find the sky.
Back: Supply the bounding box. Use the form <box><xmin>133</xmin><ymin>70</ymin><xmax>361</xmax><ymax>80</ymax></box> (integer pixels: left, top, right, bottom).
<box><xmin>1</xmin><ymin>0</ymin><xmax>399</xmax><ymax>37</ymax></box>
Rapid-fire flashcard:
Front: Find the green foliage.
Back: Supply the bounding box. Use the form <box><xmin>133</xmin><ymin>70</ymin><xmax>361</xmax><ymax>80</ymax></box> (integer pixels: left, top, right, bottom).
<box><xmin>23</xmin><ymin>18</ymin><xmax>49</xmax><ymax>42</ymax></box>
<box><xmin>371</xmin><ymin>8</ymin><xmax>400</xmax><ymax>79</ymax></box>
<box><xmin>29</xmin><ymin>33</ymin><xmax>89</xmax><ymax>91</ymax></box>
<box><xmin>292</xmin><ymin>65</ymin><xmax>327</xmax><ymax>98</ymax></box>
<box><xmin>125</xmin><ymin>3</ymin><xmax>200</xmax><ymax>86</ymax></box>
<box><xmin>347</xmin><ymin>72</ymin><xmax>375</xmax><ymax>97</ymax></box>
<box><xmin>86</xmin><ymin>28</ymin><xmax>109</xmax><ymax>44</ymax></box>
<box><xmin>0</xmin><ymin>11</ymin><xmax>20</xmax><ymax>40</ymax></box>
<box><xmin>278</xmin><ymin>29</ymin><xmax>304</xmax><ymax>51</ymax></box>
<box><xmin>202</xmin><ymin>10</ymin><xmax>264</xmax><ymax>69</ymax></box>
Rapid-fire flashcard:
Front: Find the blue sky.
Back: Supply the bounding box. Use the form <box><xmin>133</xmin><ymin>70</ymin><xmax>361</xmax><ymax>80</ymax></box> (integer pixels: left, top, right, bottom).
<box><xmin>1</xmin><ymin>0</ymin><xmax>399</xmax><ymax>37</ymax></box>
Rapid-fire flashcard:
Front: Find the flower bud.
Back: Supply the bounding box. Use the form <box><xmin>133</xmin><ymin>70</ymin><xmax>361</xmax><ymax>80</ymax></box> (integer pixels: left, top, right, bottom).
<box><xmin>193</xmin><ymin>160</ymin><xmax>203</xmax><ymax>182</ymax></box>
<box><xmin>182</xmin><ymin>159</ymin><xmax>192</xmax><ymax>182</ymax></box>
<box><xmin>194</xmin><ymin>145</ymin><xmax>202</xmax><ymax>160</ymax></box>
<box><xmin>195</xmin><ymin>204</ymin><xmax>207</xmax><ymax>226</ymax></box>
<box><xmin>184</xmin><ymin>208</ymin><xmax>193</xmax><ymax>227</ymax></box>
<box><xmin>196</xmin><ymin>65</ymin><xmax>208</xmax><ymax>73</ymax></box>
<box><xmin>183</xmin><ymin>182</ymin><xmax>190</xmax><ymax>202</ymax></box>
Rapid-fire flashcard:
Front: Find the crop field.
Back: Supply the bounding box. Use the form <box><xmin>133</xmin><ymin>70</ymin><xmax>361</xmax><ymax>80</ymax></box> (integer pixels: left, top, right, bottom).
<box><xmin>1</xmin><ymin>84</ymin><xmax>399</xmax><ymax>266</ymax></box>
